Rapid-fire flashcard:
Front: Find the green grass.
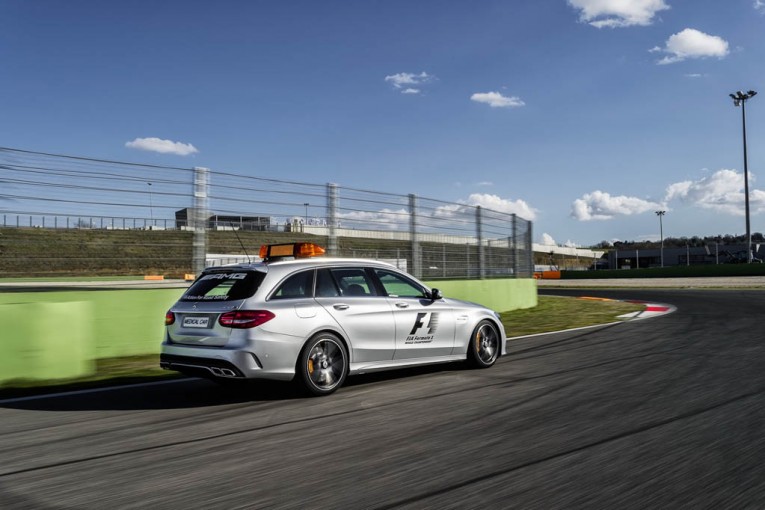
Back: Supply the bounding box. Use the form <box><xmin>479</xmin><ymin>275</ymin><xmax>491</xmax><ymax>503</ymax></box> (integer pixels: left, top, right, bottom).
<box><xmin>0</xmin><ymin>296</ymin><xmax>642</xmax><ymax>399</ymax></box>
<box><xmin>500</xmin><ymin>296</ymin><xmax>644</xmax><ymax>337</ymax></box>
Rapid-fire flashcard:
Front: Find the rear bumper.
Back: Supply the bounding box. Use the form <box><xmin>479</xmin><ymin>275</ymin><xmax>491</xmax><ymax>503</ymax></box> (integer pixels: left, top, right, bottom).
<box><xmin>160</xmin><ymin>343</ymin><xmax>297</xmax><ymax>381</ymax></box>
<box><xmin>160</xmin><ymin>353</ymin><xmax>246</xmax><ymax>379</ymax></box>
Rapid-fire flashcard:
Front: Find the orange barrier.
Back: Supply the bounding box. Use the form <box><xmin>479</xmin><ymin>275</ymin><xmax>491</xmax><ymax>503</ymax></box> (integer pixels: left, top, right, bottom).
<box><xmin>184</xmin><ymin>274</ymin><xmax>196</xmax><ymax>281</ymax></box>
<box><xmin>143</xmin><ymin>275</ymin><xmax>164</xmax><ymax>281</ymax></box>
<box><xmin>535</xmin><ymin>270</ymin><xmax>561</xmax><ymax>279</ymax></box>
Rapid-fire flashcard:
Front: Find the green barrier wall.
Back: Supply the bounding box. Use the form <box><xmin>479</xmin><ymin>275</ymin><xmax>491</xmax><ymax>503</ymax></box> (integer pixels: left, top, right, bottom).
<box><xmin>424</xmin><ymin>278</ymin><xmax>537</xmax><ymax>312</ymax></box>
<box><xmin>0</xmin><ymin>289</ymin><xmax>184</xmax><ymax>384</ymax></box>
<box><xmin>0</xmin><ymin>279</ymin><xmax>536</xmax><ymax>384</ymax></box>
<box><xmin>1</xmin><ymin>301</ymin><xmax>95</xmax><ymax>382</ymax></box>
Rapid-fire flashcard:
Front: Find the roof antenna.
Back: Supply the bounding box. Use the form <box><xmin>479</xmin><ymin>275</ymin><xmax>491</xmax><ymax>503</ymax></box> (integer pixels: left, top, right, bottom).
<box><xmin>229</xmin><ymin>222</ymin><xmax>252</xmax><ymax>263</ymax></box>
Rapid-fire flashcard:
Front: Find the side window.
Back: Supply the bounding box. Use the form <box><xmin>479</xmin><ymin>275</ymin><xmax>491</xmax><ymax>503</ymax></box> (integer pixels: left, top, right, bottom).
<box><xmin>316</xmin><ymin>269</ymin><xmax>340</xmax><ymax>297</ymax></box>
<box><xmin>330</xmin><ymin>268</ymin><xmax>377</xmax><ymax>297</ymax></box>
<box><xmin>373</xmin><ymin>269</ymin><xmax>427</xmax><ymax>298</ymax></box>
<box><xmin>271</xmin><ymin>270</ymin><xmax>314</xmax><ymax>300</ymax></box>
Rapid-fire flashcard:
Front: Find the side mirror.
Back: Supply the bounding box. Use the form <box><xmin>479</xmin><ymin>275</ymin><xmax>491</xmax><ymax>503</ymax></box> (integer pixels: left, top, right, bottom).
<box><xmin>429</xmin><ymin>288</ymin><xmax>443</xmax><ymax>300</ymax></box>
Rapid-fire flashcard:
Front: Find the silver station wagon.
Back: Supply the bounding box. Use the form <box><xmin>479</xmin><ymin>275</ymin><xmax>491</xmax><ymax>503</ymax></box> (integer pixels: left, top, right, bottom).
<box><xmin>161</xmin><ymin>243</ymin><xmax>506</xmax><ymax>396</ymax></box>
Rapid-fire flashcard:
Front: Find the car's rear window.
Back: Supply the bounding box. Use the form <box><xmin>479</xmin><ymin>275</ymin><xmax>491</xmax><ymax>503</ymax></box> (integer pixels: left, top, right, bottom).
<box><xmin>181</xmin><ymin>271</ymin><xmax>265</xmax><ymax>301</ymax></box>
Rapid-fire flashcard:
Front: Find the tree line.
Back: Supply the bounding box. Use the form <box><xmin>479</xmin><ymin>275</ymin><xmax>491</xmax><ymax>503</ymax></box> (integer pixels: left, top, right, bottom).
<box><xmin>592</xmin><ymin>233</ymin><xmax>765</xmax><ymax>250</ymax></box>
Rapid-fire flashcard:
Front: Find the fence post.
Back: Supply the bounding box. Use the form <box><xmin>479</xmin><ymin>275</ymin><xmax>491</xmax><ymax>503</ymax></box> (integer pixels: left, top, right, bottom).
<box><xmin>327</xmin><ymin>183</ymin><xmax>338</xmax><ymax>256</ymax></box>
<box><xmin>476</xmin><ymin>206</ymin><xmax>485</xmax><ymax>279</ymax></box>
<box><xmin>512</xmin><ymin>214</ymin><xmax>519</xmax><ymax>277</ymax></box>
<box><xmin>409</xmin><ymin>194</ymin><xmax>421</xmax><ymax>278</ymax></box>
<box><xmin>526</xmin><ymin>218</ymin><xmax>533</xmax><ymax>277</ymax></box>
<box><xmin>466</xmin><ymin>243</ymin><xmax>470</xmax><ymax>278</ymax></box>
<box><xmin>192</xmin><ymin>167</ymin><xmax>209</xmax><ymax>275</ymax></box>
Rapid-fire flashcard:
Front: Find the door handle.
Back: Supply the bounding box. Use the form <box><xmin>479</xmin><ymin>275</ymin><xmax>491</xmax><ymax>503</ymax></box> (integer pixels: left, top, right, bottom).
<box><xmin>333</xmin><ymin>304</ymin><xmax>350</xmax><ymax>310</ymax></box>
<box><xmin>394</xmin><ymin>302</ymin><xmax>409</xmax><ymax>308</ymax></box>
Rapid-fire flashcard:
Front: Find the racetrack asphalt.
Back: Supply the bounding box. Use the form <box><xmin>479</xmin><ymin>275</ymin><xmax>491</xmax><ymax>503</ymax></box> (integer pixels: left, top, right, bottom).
<box><xmin>1</xmin><ymin>288</ymin><xmax>764</xmax><ymax>508</ymax></box>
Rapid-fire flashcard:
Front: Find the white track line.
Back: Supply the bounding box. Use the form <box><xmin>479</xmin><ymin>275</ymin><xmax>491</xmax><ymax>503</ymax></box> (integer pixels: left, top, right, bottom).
<box><xmin>508</xmin><ymin>321</ymin><xmax>623</xmax><ymax>341</ymax></box>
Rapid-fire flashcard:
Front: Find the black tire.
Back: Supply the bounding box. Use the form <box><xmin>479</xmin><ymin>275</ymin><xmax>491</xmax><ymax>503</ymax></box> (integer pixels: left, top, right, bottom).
<box><xmin>466</xmin><ymin>320</ymin><xmax>500</xmax><ymax>368</ymax></box>
<box><xmin>297</xmin><ymin>332</ymin><xmax>348</xmax><ymax>396</ymax></box>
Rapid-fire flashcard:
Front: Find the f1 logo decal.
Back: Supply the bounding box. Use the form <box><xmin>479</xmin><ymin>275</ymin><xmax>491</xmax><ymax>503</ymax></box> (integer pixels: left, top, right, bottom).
<box><xmin>409</xmin><ymin>312</ymin><xmax>439</xmax><ymax>335</ymax></box>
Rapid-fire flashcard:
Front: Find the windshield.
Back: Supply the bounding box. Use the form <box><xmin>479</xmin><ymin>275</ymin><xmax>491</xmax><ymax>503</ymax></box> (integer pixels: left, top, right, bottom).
<box><xmin>181</xmin><ymin>271</ymin><xmax>265</xmax><ymax>302</ymax></box>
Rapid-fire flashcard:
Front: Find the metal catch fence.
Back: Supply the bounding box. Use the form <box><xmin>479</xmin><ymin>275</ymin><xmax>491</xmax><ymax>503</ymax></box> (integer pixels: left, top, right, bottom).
<box><xmin>0</xmin><ymin>147</ymin><xmax>533</xmax><ymax>279</ymax></box>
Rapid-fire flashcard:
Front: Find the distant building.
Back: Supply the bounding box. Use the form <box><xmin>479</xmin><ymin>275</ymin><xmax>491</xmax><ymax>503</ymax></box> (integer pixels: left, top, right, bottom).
<box><xmin>175</xmin><ymin>209</ymin><xmax>271</xmax><ymax>231</ymax></box>
<box><xmin>607</xmin><ymin>244</ymin><xmax>764</xmax><ymax>268</ymax></box>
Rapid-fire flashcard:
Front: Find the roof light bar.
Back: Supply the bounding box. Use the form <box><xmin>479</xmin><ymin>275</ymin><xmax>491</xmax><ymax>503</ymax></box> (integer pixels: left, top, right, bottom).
<box><xmin>259</xmin><ymin>243</ymin><xmax>326</xmax><ymax>261</ymax></box>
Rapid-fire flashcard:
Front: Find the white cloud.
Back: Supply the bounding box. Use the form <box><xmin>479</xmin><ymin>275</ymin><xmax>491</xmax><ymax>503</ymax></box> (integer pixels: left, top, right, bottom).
<box><xmin>467</xmin><ymin>193</ymin><xmax>537</xmax><ymax>220</ymax></box>
<box><xmin>338</xmin><ymin>193</ymin><xmax>536</xmax><ymax>230</ymax></box>
<box><xmin>539</xmin><ymin>234</ymin><xmax>581</xmax><ymax>248</ymax></box>
<box><xmin>337</xmin><ymin>208</ymin><xmax>410</xmax><ymax>230</ymax></box>
<box><xmin>571</xmin><ymin>191</ymin><xmax>660</xmax><ymax>221</ymax></box>
<box><xmin>684</xmin><ymin>73</ymin><xmax>705</xmax><ymax>78</ymax></box>
<box><xmin>756</xmin><ymin>0</ymin><xmax>765</xmax><ymax>12</ymax></box>
<box><xmin>476</xmin><ymin>181</ymin><xmax>494</xmax><ymax>187</ymax></box>
<box><xmin>572</xmin><ymin>170</ymin><xmax>765</xmax><ymax>223</ymax></box>
<box><xmin>336</xmin><ymin>193</ymin><xmax>536</xmax><ymax>232</ymax></box>
<box><xmin>436</xmin><ymin>193</ymin><xmax>537</xmax><ymax>221</ymax></box>
<box><xmin>384</xmin><ymin>72</ymin><xmax>434</xmax><ymax>94</ymax></box>
<box><xmin>470</xmin><ymin>91</ymin><xmax>525</xmax><ymax>109</ymax></box>
<box><xmin>568</xmin><ymin>0</ymin><xmax>669</xmax><ymax>28</ymax></box>
<box><xmin>664</xmin><ymin>169</ymin><xmax>765</xmax><ymax>215</ymax></box>
<box><xmin>541</xmin><ymin>233</ymin><xmax>557</xmax><ymax>246</ymax></box>
<box><xmin>653</xmin><ymin>28</ymin><xmax>729</xmax><ymax>65</ymax></box>
<box><xmin>125</xmin><ymin>137</ymin><xmax>198</xmax><ymax>156</ymax></box>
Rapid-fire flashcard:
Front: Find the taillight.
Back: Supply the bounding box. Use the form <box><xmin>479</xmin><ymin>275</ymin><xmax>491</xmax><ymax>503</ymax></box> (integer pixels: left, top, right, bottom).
<box><xmin>165</xmin><ymin>311</ymin><xmax>175</xmax><ymax>326</ymax></box>
<box><xmin>219</xmin><ymin>310</ymin><xmax>275</xmax><ymax>329</ymax></box>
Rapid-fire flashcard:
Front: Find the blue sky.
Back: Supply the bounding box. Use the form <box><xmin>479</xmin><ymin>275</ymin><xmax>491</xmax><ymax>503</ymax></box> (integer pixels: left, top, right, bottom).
<box><xmin>2</xmin><ymin>0</ymin><xmax>764</xmax><ymax>246</ymax></box>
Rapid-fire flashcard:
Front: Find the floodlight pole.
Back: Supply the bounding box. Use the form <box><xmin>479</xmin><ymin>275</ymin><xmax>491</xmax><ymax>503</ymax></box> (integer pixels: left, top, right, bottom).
<box><xmin>304</xmin><ymin>202</ymin><xmax>309</xmax><ymax>226</ymax></box>
<box><xmin>147</xmin><ymin>182</ymin><xmax>154</xmax><ymax>225</ymax></box>
<box><xmin>730</xmin><ymin>90</ymin><xmax>757</xmax><ymax>263</ymax></box>
<box><xmin>655</xmin><ymin>210</ymin><xmax>665</xmax><ymax>267</ymax></box>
